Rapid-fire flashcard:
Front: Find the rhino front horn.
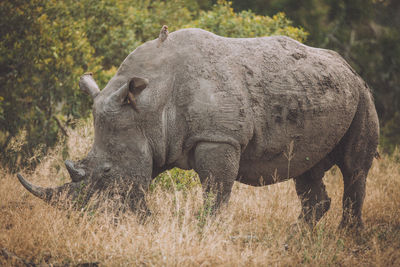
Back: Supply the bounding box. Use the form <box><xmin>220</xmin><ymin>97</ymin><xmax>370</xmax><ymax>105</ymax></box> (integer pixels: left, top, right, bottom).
<box><xmin>17</xmin><ymin>173</ymin><xmax>55</xmax><ymax>202</ymax></box>
<box><xmin>17</xmin><ymin>173</ymin><xmax>79</xmax><ymax>204</ymax></box>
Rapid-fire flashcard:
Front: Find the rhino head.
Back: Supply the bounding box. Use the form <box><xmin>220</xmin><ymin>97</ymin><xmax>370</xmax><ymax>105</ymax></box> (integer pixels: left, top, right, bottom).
<box><xmin>17</xmin><ymin>73</ymin><xmax>153</xmax><ymax>213</ymax></box>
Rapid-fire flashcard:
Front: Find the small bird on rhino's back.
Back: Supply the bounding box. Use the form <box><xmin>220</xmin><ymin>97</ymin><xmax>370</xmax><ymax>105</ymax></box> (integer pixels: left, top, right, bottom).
<box><xmin>158</xmin><ymin>25</ymin><xmax>168</xmax><ymax>47</ymax></box>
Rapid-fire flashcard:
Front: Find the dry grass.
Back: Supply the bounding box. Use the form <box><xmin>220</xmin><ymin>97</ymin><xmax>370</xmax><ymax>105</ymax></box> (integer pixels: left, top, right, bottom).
<box><xmin>1</xmin><ymin>121</ymin><xmax>400</xmax><ymax>266</ymax></box>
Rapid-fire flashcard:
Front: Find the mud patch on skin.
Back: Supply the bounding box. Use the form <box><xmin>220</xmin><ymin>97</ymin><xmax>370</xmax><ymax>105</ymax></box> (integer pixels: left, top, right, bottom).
<box><xmin>242</xmin><ymin>64</ymin><xmax>254</xmax><ymax>77</ymax></box>
<box><xmin>291</xmin><ymin>52</ymin><xmax>307</xmax><ymax>60</ymax></box>
<box><xmin>273</xmin><ymin>104</ymin><xmax>283</xmax><ymax>114</ymax></box>
<box><xmin>277</xmin><ymin>38</ymin><xmax>288</xmax><ymax>50</ymax></box>
<box><xmin>287</xmin><ymin>109</ymin><xmax>298</xmax><ymax>123</ymax></box>
<box><xmin>318</xmin><ymin>75</ymin><xmax>339</xmax><ymax>93</ymax></box>
<box><xmin>273</xmin><ymin>104</ymin><xmax>284</xmax><ymax>124</ymax></box>
<box><xmin>275</xmin><ymin>116</ymin><xmax>283</xmax><ymax>123</ymax></box>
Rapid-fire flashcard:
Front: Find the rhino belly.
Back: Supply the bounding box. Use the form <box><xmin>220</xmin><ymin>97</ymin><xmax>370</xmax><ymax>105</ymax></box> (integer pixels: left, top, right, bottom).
<box><xmin>237</xmin><ymin>90</ymin><xmax>358</xmax><ymax>186</ymax></box>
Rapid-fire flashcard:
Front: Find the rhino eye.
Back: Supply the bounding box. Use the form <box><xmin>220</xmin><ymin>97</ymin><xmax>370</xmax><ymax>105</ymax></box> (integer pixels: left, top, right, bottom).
<box><xmin>103</xmin><ymin>163</ymin><xmax>111</xmax><ymax>173</ymax></box>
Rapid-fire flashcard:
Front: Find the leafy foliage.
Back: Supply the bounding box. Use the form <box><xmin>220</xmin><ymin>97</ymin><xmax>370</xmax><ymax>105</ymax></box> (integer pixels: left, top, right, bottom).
<box><xmin>76</xmin><ymin>0</ymin><xmax>196</xmax><ymax>70</ymax></box>
<box><xmin>190</xmin><ymin>1</ymin><xmax>307</xmax><ymax>41</ymax></box>
<box><xmin>0</xmin><ymin>0</ymin><xmax>306</xmax><ymax>171</ymax></box>
<box><xmin>0</xmin><ymin>0</ymin><xmax>99</xmax><ymax>171</ymax></box>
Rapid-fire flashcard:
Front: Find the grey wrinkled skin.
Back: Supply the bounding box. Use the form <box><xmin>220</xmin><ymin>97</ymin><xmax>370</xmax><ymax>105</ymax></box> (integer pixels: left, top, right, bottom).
<box><xmin>18</xmin><ymin>28</ymin><xmax>379</xmax><ymax>228</ymax></box>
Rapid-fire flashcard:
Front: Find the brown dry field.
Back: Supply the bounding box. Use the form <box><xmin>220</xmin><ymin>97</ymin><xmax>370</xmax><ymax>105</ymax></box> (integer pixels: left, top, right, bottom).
<box><xmin>1</xmin><ymin>121</ymin><xmax>400</xmax><ymax>266</ymax></box>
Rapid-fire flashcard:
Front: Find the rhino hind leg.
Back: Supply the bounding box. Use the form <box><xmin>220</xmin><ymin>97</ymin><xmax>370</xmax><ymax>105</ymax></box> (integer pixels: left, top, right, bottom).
<box><xmin>335</xmin><ymin>136</ymin><xmax>377</xmax><ymax>229</ymax></box>
<box><xmin>333</xmin><ymin>90</ymin><xmax>379</xmax><ymax>229</ymax></box>
<box><xmin>193</xmin><ymin>142</ymin><xmax>240</xmax><ymax>213</ymax></box>
<box><xmin>294</xmin><ymin>158</ymin><xmax>333</xmax><ymax>227</ymax></box>
<box><xmin>338</xmin><ymin>169</ymin><xmax>368</xmax><ymax>229</ymax></box>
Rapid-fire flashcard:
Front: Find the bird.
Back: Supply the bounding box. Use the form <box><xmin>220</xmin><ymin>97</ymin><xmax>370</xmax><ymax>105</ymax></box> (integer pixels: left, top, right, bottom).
<box><xmin>158</xmin><ymin>25</ymin><xmax>169</xmax><ymax>47</ymax></box>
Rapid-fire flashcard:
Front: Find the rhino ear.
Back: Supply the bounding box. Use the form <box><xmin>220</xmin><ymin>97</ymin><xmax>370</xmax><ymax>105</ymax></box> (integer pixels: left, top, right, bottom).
<box><xmin>128</xmin><ymin>77</ymin><xmax>148</xmax><ymax>96</ymax></box>
<box><xmin>109</xmin><ymin>77</ymin><xmax>148</xmax><ymax>110</ymax></box>
<box><xmin>127</xmin><ymin>77</ymin><xmax>149</xmax><ymax>112</ymax></box>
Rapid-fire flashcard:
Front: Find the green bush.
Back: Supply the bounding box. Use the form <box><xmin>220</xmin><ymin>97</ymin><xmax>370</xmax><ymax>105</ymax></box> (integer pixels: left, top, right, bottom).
<box><xmin>190</xmin><ymin>0</ymin><xmax>307</xmax><ymax>42</ymax></box>
<box><xmin>151</xmin><ymin>168</ymin><xmax>200</xmax><ymax>192</ymax></box>
<box><xmin>0</xmin><ymin>0</ymin><xmax>99</xmax><ymax>171</ymax></box>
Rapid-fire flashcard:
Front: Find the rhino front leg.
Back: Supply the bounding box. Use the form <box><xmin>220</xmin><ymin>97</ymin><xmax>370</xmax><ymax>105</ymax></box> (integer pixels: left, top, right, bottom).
<box><xmin>194</xmin><ymin>142</ymin><xmax>240</xmax><ymax>213</ymax></box>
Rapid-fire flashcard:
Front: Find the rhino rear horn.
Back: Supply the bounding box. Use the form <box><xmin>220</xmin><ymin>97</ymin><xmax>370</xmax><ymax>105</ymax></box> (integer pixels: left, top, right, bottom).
<box><xmin>79</xmin><ymin>72</ymin><xmax>100</xmax><ymax>99</ymax></box>
<box><xmin>65</xmin><ymin>160</ymin><xmax>86</xmax><ymax>182</ymax></box>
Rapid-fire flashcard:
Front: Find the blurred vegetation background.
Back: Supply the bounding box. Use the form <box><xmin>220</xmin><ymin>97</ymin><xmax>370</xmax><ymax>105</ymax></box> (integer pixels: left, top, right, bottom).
<box><xmin>0</xmin><ymin>0</ymin><xmax>398</xmax><ymax>172</ymax></box>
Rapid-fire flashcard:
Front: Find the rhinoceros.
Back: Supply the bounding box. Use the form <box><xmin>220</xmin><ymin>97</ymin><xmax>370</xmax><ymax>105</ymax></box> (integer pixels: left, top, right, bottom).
<box><xmin>17</xmin><ymin>28</ymin><xmax>379</xmax><ymax>228</ymax></box>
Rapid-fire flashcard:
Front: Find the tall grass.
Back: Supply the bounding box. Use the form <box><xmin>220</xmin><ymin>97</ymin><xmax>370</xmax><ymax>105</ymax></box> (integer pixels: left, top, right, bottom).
<box><xmin>1</xmin><ymin>121</ymin><xmax>399</xmax><ymax>266</ymax></box>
